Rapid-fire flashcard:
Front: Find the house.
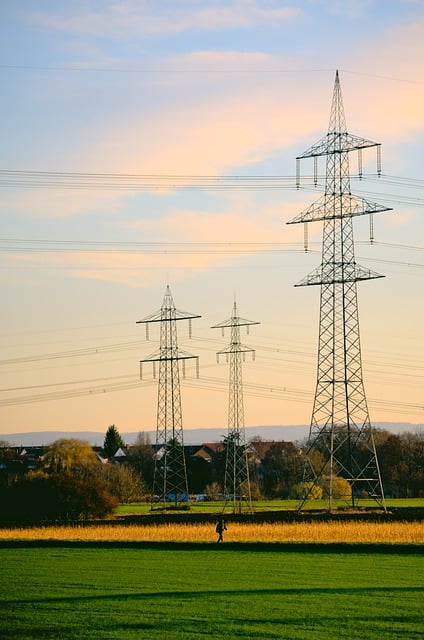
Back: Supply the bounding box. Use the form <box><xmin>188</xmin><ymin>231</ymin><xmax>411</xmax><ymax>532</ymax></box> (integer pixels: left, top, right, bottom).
<box><xmin>192</xmin><ymin>442</ymin><xmax>224</xmax><ymax>463</ymax></box>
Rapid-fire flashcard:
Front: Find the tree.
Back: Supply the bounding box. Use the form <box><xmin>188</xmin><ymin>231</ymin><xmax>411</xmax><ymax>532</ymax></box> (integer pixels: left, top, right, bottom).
<box><xmin>0</xmin><ymin>443</ymin><xmax>21</xmax><ymax>488</ymax></box>
<box><xmin>376</xmin><ymin>431</ymin><xmax>424</xmax><ymax>498</ymax></box>
<box><xmin>376</xmin><ymin>433</ymin><xmax>403</xmax><ymax>498</ymax></box>
<box><xmin>260</xmin><ymin>442</ymin><xmax>304</xmax><ymax>498</ymax></box>
<box><xmin>127</xmin><ymin>431</ymin><xmax>155</xmax><ymax>488</ymax></box>
<box><xmin>103</xmin><ymin>425</ymin><xmax>125</xmax><ymax>459</ymax></box>
<box><xmin>42</xmin><ymin>439</ymin><xmax>97</xmax><ymax>473</ymax></box>
<box><xmin>187</xmin><ymin>455</ymin><xmax>212</xmax><ymax>494</ymax></box>
<box><xmin>207</xmin><ymin>440</ymin><xmax>226</xmax><ymax>489</ymax></box>
<box><xmin>399</xmin><ymin>431</ymin><xmax>424</xmax><ymax>498</ymax></box>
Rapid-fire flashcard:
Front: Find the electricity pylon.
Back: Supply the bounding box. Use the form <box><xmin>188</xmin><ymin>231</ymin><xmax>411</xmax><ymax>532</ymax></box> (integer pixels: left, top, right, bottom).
<box><xmin>212</xmin><ymin>301</ymin><xmax>259</xmax><ymax>513</ymax></box>
<box><xmin>137</xmin><ymin>285</ymin><xmax>200</xmax><ymax>509</ymax></box>
<box><xmin>287</xmin><ymin>71</ymin><xmax>389</xmax><ymax>512</ymax></box>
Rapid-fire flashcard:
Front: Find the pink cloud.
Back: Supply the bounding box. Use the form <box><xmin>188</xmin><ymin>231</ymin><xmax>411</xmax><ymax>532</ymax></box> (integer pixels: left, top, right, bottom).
<box><xmin>339</xmin><ymin>20</ymin><xmax>424</xmax><ymax>143</ymax></box>
<box><xmin>30</xmin><ymin>1</ymin><xmax>300</xmax><ymax>37</ymax></box>
<box><xmin>5</xmin><ymin>200</ymin><xmax>303</xmax><ymax>287</ymax></box>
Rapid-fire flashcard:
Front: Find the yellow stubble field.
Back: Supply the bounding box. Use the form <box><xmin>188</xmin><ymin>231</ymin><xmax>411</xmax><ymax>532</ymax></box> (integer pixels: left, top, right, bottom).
<box><xmin>0</xmin><ymin>520</ymin><xmax>422</xmax><ymax>544</ymax></box>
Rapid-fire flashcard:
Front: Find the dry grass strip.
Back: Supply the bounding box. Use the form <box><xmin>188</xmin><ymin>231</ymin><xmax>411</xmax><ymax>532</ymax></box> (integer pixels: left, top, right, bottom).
<box><xmin>0</xmin><ymin>521</ymin><xmax>423</xmax><ymax>544</ymax></box>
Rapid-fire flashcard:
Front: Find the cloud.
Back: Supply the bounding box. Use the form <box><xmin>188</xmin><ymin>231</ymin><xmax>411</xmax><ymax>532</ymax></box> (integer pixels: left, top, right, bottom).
<box><xmin>1</xmin><ymin>52</ymin><xmax>321</xmax><ymax>228</ymax></box>
<box><xmin>6</xmin><ymin>16</ymin><xmax>424</xmax><ymax>251</ymax></box>
<box><xmin>42</xmin><ymin>21</ymin><xmax>424</xmax><ymax>181</ymax></box>
<box><xmin>4</xmin><ymin>199</ymin><xmax>303</xmax><ymax>287</ymax></box>
<box><xmin>384</xmin><ymin>209</ymin><xmax>417</xmax><ymax>229</ymax></box>
<box><xmin>76</xmin><ymin>57</ymin><xmax>323</xmax><ymax>177</ymax></box>
<box><xmin>325</xmin><ymin>0</ymin><xmax>373</xmax><ymax>19</ymax></box>
<box><xmin>0</xmin><ymin>189</ymin><xmax>125</xmax><ymax>220</ymax></box>
<box><xmin>9</xmin><ymin>43</ymin><xmax>424</xmax><ymax>222</ymax></box>
<box><xmin>339</xmin><ymin>20</ymin><xmax>424</xmax><ymax>142</ymax></box>
<box><xmin>30</xmin><ymin>1</ymin><xmax>300</xmax><ymax>37</ymax></box>
<box><xmin>4</xmin><ymin>33</ymin><xmax>423</xmax><ymax>237</ymax></box>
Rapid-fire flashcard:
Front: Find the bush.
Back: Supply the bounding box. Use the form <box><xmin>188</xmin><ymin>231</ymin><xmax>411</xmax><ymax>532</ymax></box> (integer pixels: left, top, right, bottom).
<box><xmin>321</xmin><ymin>476</ymin><xmax>351</xmax><ymax>500</ymax></box>
<box><xmin>307</xmin><ymin>482</ymin><xmax>324</xmax><ymax>500</ymax></box>
<box><xmin>0</xmin><ymin>471</ymin><xmax>118</xmax><ymax>524</ymax></box>
<box><xmin>205</xmin><ymin>482</ymin><xmax>221</xmax><ymax>500</ymax></box>
<box><xmin>94</xmin><ymin>464</ymin><xmax>145</xmax><ymax>503</ymax></box>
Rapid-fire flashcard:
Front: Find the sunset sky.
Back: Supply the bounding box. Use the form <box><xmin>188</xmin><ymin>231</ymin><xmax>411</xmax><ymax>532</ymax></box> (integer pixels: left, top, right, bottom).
<box><xmin>0</xmin><ymin>1</ymin><xmax>423</xmax><ymax>441</ymax></box>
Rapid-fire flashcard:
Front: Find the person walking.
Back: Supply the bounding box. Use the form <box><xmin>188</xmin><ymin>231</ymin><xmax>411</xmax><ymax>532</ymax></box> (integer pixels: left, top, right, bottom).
<box><xmin>215</xmin><ymin>517</ymin><xmax>227</xmax><ymax>543</ymax></box>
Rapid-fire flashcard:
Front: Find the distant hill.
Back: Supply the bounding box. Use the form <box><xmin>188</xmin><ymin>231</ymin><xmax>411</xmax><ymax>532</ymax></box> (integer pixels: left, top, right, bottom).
<box><xmin>0</xmin><ymin>422</ymin><xmax>420</xmax><ymax>447</ymax></box>
<box><xmin>1</xmin><ymin>427</ymin><xmax>306</xmax><ymax>447</ymax></box>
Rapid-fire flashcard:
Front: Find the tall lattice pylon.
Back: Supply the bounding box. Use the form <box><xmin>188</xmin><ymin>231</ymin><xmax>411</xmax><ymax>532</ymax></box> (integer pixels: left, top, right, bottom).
<box><xmin>212</xmin><ymin>301</ymin><xmax>259</xmax><ymax>513</ymax></box>
<box><xmin>287</xmin><ymin>71</ymin><xmax>390</xmax><ymax>512</ymax></box>
<box><xmin>137</xmin><ymin>285</ymin><xmax>200</xmax><ymax>508</ymax></box>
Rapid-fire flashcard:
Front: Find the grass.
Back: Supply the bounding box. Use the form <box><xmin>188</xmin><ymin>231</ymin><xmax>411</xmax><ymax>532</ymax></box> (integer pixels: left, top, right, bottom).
<box><xmin>0</xmin><ymin>545</ymin><xmax>423</xmax><ymax>639</ymax></box>
<box><xmin>1</xmin><ymin>514</ymin><xmax>422</xmax><ymax>638</ymax></box>
<box><xmin>116</xmin><ymin>497</ymin><xmax>424</xmax><ymax>515</ymax></box>
<box><xmin>0</xmin><ymin>520</ymin><xmax>423</xmax><ymax>543</ymax></box>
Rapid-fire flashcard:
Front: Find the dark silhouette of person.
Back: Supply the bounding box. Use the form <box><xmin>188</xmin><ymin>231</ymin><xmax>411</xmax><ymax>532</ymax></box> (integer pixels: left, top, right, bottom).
<box><xmin>215</xmin><ymin>517</ymin><xmax>227</xmax><ymax>543</ymax></box>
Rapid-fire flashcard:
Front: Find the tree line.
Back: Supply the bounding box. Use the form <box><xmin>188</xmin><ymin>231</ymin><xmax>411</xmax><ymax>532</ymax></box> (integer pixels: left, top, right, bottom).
<box><xmin>0</xmin><ymin>425</ymin><xmax>422</xmax><ymax>524</ymax></box>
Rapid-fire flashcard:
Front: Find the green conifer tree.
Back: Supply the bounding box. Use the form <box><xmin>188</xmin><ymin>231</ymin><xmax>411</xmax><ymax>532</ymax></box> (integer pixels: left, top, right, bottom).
<box><xmin>103</xmin><ymin>425</ymin><xmax>125</xmax><ymax>459</ymax></box>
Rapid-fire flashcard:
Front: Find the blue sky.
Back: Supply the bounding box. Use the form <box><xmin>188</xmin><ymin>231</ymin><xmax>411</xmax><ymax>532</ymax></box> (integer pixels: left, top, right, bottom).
<box><xmin>0</xmin><ymin>1</ymin><xmax>423</xmax><ymax>438</ymax></box>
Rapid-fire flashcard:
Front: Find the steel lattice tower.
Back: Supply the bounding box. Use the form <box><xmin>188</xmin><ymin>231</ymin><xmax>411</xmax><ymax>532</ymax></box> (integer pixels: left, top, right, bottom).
<box><xmin>212</xmin><ymin>301</ymin><xmax>259</xmax><ymax>513</ymax></box>
<box><xmin>288</xmin><ymin>71</ymin><xmax>390</xmax><ymax>512</ymax></box>
<box><xmin>137</xmin><ymin>285</ymin><xmax>200</xmax><ymax>508</ymax></box>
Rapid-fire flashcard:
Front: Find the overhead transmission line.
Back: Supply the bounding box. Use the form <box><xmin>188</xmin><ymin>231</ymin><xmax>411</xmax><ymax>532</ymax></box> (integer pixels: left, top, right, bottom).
<box><xmin>0</xmin><ymin>169</ymin><xmax>301</xmax><ymax>191</ymax></box>
<box><xmin>0</xmin><ymin>339</ymin><xmax>147</xmax><ymax>366</ymax></box>
<box><xmin>0</xmin><ymin>239</ymin><xmax>422</xmax><ymax>271</ymax></box>
<box><xmin>0</xmin><ymin>238</ymin><xmax>422</xmax><ymax>254</ymax></box>
<box><xmin>0</xmin><ymin>330</ymin><xmax>421</xmax><ymax>414</ymax></box>
<box><xmin>0</xmin><ymin>372</ymin><xmax>421</xmax><ymax>417</ymax></box>
<box><xmin>0</xmin><ymin>329</ymin><xmax>422</xmax><ymax>374</ymax></box>
<box><xmin>0</xmin><ymin>169</ymin><xmax>423</xmax><ymax>204</ymax></box>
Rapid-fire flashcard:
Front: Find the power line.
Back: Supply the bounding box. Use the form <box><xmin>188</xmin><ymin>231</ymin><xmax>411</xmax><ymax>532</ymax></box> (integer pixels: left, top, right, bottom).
<box><xmin>0</xmin><ymin>339</ymin><xmax>147</xmax><ymax>366</ymax></box>
<box><xmin>1</xmin><ymin>65</ymin><xmax>423</xmax><ymax>85</ymax></box>
<box><xmin>0</xmin><ymin>169</ymin><xmax>423</xmax><ymax>199</ymax></box>
<box><xmin>1</xmin><ymin>238</ymin><xmax>422</xmax><ymax>250</ymax></box>
<box><xmin>0</xmin><ymin>240</ymin><xmax>421</xmax><ymax>270</ymax></box>
<box><xmin>0</xmin><ymin>239</ymin><xmax>422</xmax><ymax>258</ymax></box>
<box><xmin>0</xmin><ymin>371</ymin><xmax>421</xmax><ymax>416</ymax></box>
<box><xmin>0</xmin><ymin>334</ymin><xmax>421</xmax><ymax>413</ymax></box>
<box><xmin>0</xmin><ymin>238</ymin><xmax>311</xmax><ymax>254</ymax></box>
<box><xmin>0</xmin><ymin>65</ymin><xmax>334</xmax><ymax>73</ymax></box>
<box><xmin>0</xmin><ymin>169</ymin><xmax>300</xmax><ymax>190</ymax></box>
<box><xmin>0</xmin><ymin>328</ymin><xmax>421</xmax><ymax>378</ymax></box>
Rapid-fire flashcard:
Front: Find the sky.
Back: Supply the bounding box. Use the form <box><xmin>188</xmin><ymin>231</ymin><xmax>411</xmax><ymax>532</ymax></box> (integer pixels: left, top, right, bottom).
<box><xmin>0</xmin><ymin>0</ymin><xmax>423</xmax><ymax>441</ymax></box>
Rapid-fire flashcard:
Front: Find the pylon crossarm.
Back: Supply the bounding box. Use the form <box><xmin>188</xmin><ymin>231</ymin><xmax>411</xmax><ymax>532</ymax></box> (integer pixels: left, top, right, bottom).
<box><xmin>137</xmin><ymin>310</ymin><xmax>201</xmax><ymax>324</ymax></box>
<box><xmin>216</xmin><ymin>344</ymin><xmax>255</xmax><ymax>355</ymax></box>
<box><xmin>141</xmin><ymin>351</ymin><xmax>198</xmax><ymax>363</ymax></box>
<box><xmin>296</xmin><ymin>133</ymin><xmax>380</xmax><ymax>160</ymax></box>
<box><xmin>287</xmin><ymin>193</ymin><xmax>392</xmax><ymax>225</ymax></box>
<box><xmin>212</xmin><ymin>317</ymin><xmax>260</xmax><ymax>329</ymax></box>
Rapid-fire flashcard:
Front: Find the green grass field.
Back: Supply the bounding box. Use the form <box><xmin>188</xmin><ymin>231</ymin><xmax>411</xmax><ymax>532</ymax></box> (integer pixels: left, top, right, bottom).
<box><xmin>116</xmin><ymin>497</ymin><xmax>424</xmax><ymax>515</ymax></box>
<box><xmin>1</xmin><ymin>543</ymin><xmax>423</xmax><ymax>639</ymax></box>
